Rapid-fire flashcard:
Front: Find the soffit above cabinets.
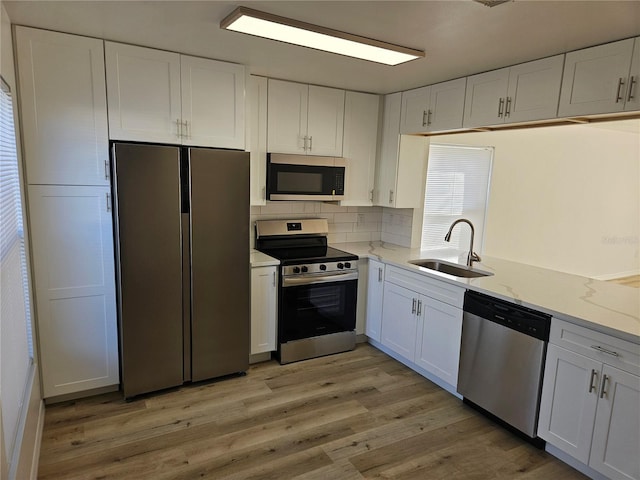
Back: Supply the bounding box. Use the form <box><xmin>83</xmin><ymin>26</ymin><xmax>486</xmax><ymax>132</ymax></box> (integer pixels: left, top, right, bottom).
<box><xmin>4</xmin><ymin>1</ymin><xmax>640</xmax><ymax>94</ymax></box>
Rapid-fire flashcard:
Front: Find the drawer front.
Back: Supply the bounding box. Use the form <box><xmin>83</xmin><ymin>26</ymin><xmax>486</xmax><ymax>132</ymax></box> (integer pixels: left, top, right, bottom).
<box><xmin>550</xmin><ymin>318</ymin><xmax>640</xmax><ymax>376</ymax></box>
<box><xmin>385</xmin><ymin>265</ymin><xmax>464</xmax><ymax>307</ymax></box>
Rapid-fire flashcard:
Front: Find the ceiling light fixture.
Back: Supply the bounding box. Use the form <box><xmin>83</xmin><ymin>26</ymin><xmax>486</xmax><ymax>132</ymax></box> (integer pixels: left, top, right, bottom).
<box><xmin>220</xmin><ymin>6</ymin><xmax>424</xmax><ymax>66</ymax></box>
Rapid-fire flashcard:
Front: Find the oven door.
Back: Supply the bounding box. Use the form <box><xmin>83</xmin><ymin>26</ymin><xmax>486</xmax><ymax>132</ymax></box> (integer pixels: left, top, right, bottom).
<box><xmin>280</xmin><ymin>272</ymin><xmax>357</xmax><ymax>342</ymax></box>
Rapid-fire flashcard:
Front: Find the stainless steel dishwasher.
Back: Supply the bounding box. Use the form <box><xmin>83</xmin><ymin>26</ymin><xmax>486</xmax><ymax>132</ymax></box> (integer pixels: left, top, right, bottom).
<box><xmin>458</xmin><ymin>290</ymin><xmax>551</xmax><ymax>442</ymax></box>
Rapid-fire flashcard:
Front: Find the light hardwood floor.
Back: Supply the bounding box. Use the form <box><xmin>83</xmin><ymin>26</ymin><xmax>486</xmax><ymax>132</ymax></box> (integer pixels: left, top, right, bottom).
<box><xmin>39</xmin><ymin>344</ymin><xmax>586</xmax><ymax>479</ymax></box>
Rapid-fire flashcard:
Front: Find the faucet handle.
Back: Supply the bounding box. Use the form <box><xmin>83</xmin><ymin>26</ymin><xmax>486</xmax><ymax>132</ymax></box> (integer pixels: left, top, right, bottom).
<box><xmin>470</xmin><ymin>252</ymin><xmax>481</xmax><ymax>263</ymax></box>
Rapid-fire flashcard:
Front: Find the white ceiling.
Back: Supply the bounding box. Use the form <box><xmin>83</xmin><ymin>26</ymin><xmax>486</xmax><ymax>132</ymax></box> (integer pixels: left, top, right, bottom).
<box><xmin>4</xmin><ymin>1</ymin><xmax>640</xmax><ymax>94</ymax></box>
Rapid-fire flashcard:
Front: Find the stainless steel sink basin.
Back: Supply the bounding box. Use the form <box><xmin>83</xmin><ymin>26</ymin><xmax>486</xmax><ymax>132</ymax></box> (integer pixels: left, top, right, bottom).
<box><xmin>409</xmin><ymin>259</ymin><xmax>494</xmax><ymax>278</ymax></box>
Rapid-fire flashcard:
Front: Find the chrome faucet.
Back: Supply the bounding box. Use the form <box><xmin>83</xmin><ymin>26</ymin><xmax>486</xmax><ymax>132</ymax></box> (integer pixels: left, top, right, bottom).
<box><xmin>444</xmin><ymin>218</ymin><xmax>481</xmax><ymax>267</ymax></box>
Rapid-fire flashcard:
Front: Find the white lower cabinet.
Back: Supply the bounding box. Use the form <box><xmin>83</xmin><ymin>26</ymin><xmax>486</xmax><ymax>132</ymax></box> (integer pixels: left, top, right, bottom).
<box><xmin>378</xmin><ymin>265</ymin><xmax>464</xmax><ymax>389</ymax></box>
<box><xmin>538</xmin><ymin>319</ymin><xmax>640</xmax><ymax>480</ymax></box>
<box><xmin>250</xmin><ymin>266</ymin><xmax>277</xmax><ymax>354</ymax></box>
<box><xmin>28</xmin><ymin>185</ymin><xmax>119</xmax><ymax>398</ymax></box>
<box><xmin>365</xmin><ymin>259</ymin><xmax>385</xmax><ymax>342</ymax></box>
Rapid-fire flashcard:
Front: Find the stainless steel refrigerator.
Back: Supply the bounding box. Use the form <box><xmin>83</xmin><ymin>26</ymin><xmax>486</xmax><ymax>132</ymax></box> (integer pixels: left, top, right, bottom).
<box><xmin>111</xmin><ymin>143</ymin><xmax>249</xmax><ymax>398</ymax></box>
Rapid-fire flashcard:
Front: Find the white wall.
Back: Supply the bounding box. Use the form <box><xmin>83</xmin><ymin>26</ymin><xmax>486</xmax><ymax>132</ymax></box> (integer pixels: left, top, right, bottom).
<box><xmin>437</xmin><ymin>122</ymin><xmax>640</xmax><ymax>279</ymax></box>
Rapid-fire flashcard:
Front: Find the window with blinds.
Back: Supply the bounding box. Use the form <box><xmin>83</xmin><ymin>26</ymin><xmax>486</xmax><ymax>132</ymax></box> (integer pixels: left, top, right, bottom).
<box><xmin>1</xmin><ymin>75</ymin><xmax>34</xmax><ymax>464</ymax></box>
<box><xmin>421</xmin><ymin>144</ymin><xmax>493</xmax><ymax>252</ymax></box>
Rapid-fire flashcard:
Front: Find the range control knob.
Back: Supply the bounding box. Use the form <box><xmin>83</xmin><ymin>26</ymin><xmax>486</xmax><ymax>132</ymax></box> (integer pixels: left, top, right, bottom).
<box><xmin>301</xmin><ymin>266</ymin><xmax>308</xmax><ymax>273</ymax></box>
<box><xmin>293</xmin><ymin>266</ymin><xmax>300</xmax><ymax>274</ymax></box>
<box><xmin>344</xmin><ymin>262</ymin><xmax>351</xmax><ymax>269</ymax></box>
<box><xmin>337</xmin><ymin>263</ymin><xmax>344</xmax><ymax>269</ymax></box>
<box><xmin>319</xmin><ymin>264</ymin><xmax>327</xmax><ymax>271</ymax></box>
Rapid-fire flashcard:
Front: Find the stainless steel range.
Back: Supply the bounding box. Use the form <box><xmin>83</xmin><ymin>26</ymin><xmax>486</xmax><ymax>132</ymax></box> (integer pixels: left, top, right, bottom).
<box><xmin>255</xmin><ymin>219</ymin><xmax>358</xmax><ymax>364</ymax></box>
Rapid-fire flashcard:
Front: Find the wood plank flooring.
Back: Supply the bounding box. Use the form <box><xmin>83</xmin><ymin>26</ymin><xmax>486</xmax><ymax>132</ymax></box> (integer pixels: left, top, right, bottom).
<box><xmin>608</xmin><ymin>274</ymin><xmax>640</xmax><ymax>288</ymax></box>
<box><xmin>38</xmin><ymin>344</ymin><xmax>587</xmax><ymax>479</ymax></box>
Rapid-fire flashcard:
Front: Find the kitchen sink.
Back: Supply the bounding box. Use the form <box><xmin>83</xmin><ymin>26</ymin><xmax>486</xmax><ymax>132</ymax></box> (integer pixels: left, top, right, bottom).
<box><xmin>409</xmin><ymin>259</ymin><xmax>494</xmax><ymax>278</ymax></box>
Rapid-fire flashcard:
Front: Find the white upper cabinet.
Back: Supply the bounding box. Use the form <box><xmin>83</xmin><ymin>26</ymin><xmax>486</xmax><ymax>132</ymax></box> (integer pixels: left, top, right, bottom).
<box><xmin>248</xmin><ymin>76</ymin><xmax>268</xmax><ymax>206</ymax></box>
<box><xmin>105</xmin><ymin>42</ymin><xmax>181</xmax><ymax>143</ymax></box>
<box><xmin>400</xmin><ymin>78</ymin><xmax>466</xmax><ymax>134</ymax></box>
<box><xmin>28</xmin><ymin>185</ymin><xmax>119</xmax><ymax>398</ymax></box>
<box><xmin>340</xmin><ymin>91</ymin><xmax>380</xmax><ymax>206</ymax></box>
<box><xmin>267</xmin><ymin>79</ymin><xmax>345</xmax><ymax>156</ymax></box>
<box><xmin>15</xmin><ymin>27</ymin><xmax>109</xmax><ymax>186</ymax></box>
<box><xmin>375</xmin><ymin>93</ymin><xmax>429</xmax><ymax>208</ymax></box>
<box><xmin>626</xmin><ymin>38</ymin><xmax>640</xmax><ymax>112</ymax></box>
<box><xmin>105</xmin><ymin>42</ymin><xmax>245</xmax><ymax>148</ymax></box>
<box><xmin>400</xmin><ymin>86</ymin><xmax>430</xmax><ymax>134</ymax></box>
<box><xmin>558</xmin><ymin>38</ymin><xmax>636</xmax><ymax>117</ymax></box>
<box><xmin>180</xmin><ymin>55</ymin><xmax>245</xmax><ymax>149</ymax></box>
<box><xmin>464</xmin><ymin>55</ymin><xmax>564</xmax><ymax>127</ymax></box>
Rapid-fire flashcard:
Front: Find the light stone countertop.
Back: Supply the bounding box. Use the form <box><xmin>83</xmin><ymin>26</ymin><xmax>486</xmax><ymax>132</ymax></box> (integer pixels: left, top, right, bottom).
<box><xmin>250</xmin><ymin>249</ymin><xmax>280</xmax><ymax>268</ymax></box>
<box><xmin>336</xmin><ymin>241</ymin><xmax>640</xmax><ymax>344</ymax></box>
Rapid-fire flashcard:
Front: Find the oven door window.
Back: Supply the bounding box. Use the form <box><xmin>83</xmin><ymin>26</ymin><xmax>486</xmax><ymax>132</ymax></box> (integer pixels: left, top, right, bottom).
<box><xmin>280</xmin><ymin>279</ymin><xmax>357</xmax><ymax>341</ymax></box>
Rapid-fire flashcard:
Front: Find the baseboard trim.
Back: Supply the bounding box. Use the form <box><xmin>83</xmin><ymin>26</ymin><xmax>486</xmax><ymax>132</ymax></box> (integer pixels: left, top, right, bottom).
<box><xmin>544</xmin><ymin>444</ymin><xmax>608</xmax><ymax>480</ymax></box>
<box><xmin>44</xmin><ymin>384</ymin><xmax>119</xmax><ymax>405</ymax></box>
<box><xmin>29</xmin><ymin>400</ymin><xmax>44</xmax><ymax>480</ymax></box>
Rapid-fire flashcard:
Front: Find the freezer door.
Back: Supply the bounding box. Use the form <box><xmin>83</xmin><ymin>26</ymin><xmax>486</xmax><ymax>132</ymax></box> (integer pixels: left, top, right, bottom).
<box><xmin>189</xmin><ymin>148</ymin><xmax>250</xmax><ymax>381</ymax></box>
<box><xmin>112</xmin><ymin>143</ymin><xmax>184</xmax><ymax>398</ymax></box>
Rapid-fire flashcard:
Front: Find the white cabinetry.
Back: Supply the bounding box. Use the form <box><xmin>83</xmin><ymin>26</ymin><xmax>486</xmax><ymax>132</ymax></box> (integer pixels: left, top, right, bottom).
<box><xmin>558</xmin><ymin>37</ymin><xmax>638</xmax><ymax>117</ymax></box>
<box><xmin>365</xmin><ymin>259</ymin><xmax>385</xmax><ymax>342</ymax></box>
<box><xmin>15</xmin><ymin>27</ymin><xmax>109</xmax><ymax>186</ymax></box>
<box><xmin>538</xmin><ymin>318</ymin><xmax>640</xmax><ymax>480</ymax></box>
<box><xmin>267</xmin><ymin>79</ymin><xmax>345</xmax><ymax>156</ymax></box>
<box><xmin>375</xmin><ymin>93</ymin><xmax>429</xmax><ymax>208</ymax></box>
<box><xmin>248</xmin><ymin>76</ymin><xmax>268</xmax><ymax>205</ymax></box>
<box><xmin>105</xmin><ymin>42</ymin><xmax>245</xmax><ymax>149</ymax></box>
<box><xmin>463</xmin><ymin>55</ymin><xmax>564</xmax><ymax>127</ymax></box>
<box><xmin>340</xmin><ymin>91</ymin><xmax>380</xmax><ymax>206</ymax></box>
<box><xmin>250</xmin><ymin>266</ymin><xmax>277</xmax><ymax>355</ymax></box>
<box><xmin>28</xmin><ymin>186</ymin><xmax>119</xmax><ymax>398</ymax></box>
<box><xmin>379</xmin><ymin>265</ymin><xmax>464</xmax><ymax>389</ymax></box>
<box><xmin>400</xmin><ymin>78</ymin><xmax>466</xmax><ymax>134</ymax></box>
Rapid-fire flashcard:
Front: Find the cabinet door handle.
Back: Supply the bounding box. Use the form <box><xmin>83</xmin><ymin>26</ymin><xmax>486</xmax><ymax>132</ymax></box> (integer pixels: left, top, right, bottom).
<box><xmin>417</xmin><ymin>299</ymin><xmax>422</xmax><ymax>316</ymax></box>
<box><xmin>412</xmin><ymin>298</ymin><xmax>417</xmax><ymax>314</ymax></box>
<box><xmin>628</xmin><ymin>76</ymin><xmax>637</xmax><ymax>101</ymax></box>
<box><xmin>308</xmin><ymin>136</ymin><xmax>313</xmax><ymax>151</ymax></box>
<box><xmin>106</xmin><ymin>192</ymin><xmax>111</xmax><ymax>212</ymax></box>
<box><xmin>427</xmin><ymin>109</ymin><xmax>433</xmax><ymax>126</ymax></box>
<box><xmin>104</xmin><ymin>160</ymin><xmax>109</xmax><ymax>180</ymax></box>
<box><xmin>389</xmin><ymin>190</ymin><xmax>394</xmax><ymax>204</ymax></box>
<box><xmin>272</xmin><ymin>271</ymin><xmax>276</xmax><ymax>287</ymax></box>
<box><xmin>599</xmin><ymin>374</ymin><xmax>609</xmax><ymax>399</ymax></box>
<box><xmin>378</xmin><ymin>267</ymin><xmax>382</xmax><ymax>282</ymax></box>
<box><xmin>498</xmin><ymin>98</ymin><xmax>504</xmax><ymax>117</ymax></box>
<box><xmin>262</xmin><ymin>186</ymin><xmax>266</xmax><ymax>200</ymax></box>
<box><xmin>505</xmin><ymin>97</ymin><xmax>512</xmax><ymax>117</ymax></box>
<box><xmin>184</xmin><ymin>120</ymin><xmax>190</xmax><ymax>139</ymax></box>
<box><xmin>369</xmin><ymin>190</ymin><xmax>374</xmax><ymax>202</ymax></box>
<box><xmin>590</xmin><ymin>345</ymin><xmax>620</xmax><ymax>357</ymax></box>
<box><xmin>176</xmin><ymin>118</ymin><xmax>182</xmax><ymax>138</ymax></box>
<box><xmin>589</xmin><ymin>369</ymin><xmax>598</xmax><ymax>393</ymax></box>
<box><xmin>422</xmin><ymin>110</ymin><xmax>427</xmax><ymax>127</ymax></box>
<box><xmin>616</xmin><ymin>78</ymin><xmax>625</xmax><ymax>103</ymax></box>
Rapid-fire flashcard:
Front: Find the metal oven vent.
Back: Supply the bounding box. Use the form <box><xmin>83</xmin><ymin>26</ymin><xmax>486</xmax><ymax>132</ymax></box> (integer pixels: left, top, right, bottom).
<box><xmin>473</xmin><ymin>0</ymin><xmax>512</xmax><ymax>7</ymax></box>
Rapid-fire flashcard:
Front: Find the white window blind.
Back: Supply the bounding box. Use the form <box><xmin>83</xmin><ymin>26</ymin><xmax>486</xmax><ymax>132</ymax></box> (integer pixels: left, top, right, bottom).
<box><xmin>1</xmin><ymin>76</ymin><xmax>33</xmax><ymax>464</ymax></box>
<box><xmin>421</xmin><ymin>144</ymin><xmax>493</xmax><ymax>252</ymax></box>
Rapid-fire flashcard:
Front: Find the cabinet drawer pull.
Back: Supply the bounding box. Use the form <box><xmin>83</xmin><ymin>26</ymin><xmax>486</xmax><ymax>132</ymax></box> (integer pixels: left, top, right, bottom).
<box><xmin>599</xmin><ymin>374</ymin><xmax>609</xmax><ymax>399</ymax></box>
<box><xmin>106</xmin><ymin>192</ymin><xmax>111</xmax><ymax>212</ymax></box>
<box><xmin>589</xmin><ymin>369</ymin><xmax>598</xmax><ymax>393</ymax></box>
<box><xmin>590</xmin><ymin>345</ymin><xmax>620</xmax><ymax>357</ymax></box>
<box><xmin>412</xmin><ymin>298</ymin><xmax>417</xmax><ymax>314</ymax></box>
<box><xmin>616</xmin><ymin>78</ymin><xmax>625</xmax><ymax>103</ymax></box>
<box><xmin>628</xmin><ymin>76</ymin><xmax>637</xmax><ymax>101</ymax></box>
<box><xmin>104</xmin><ymin>160</ymin><xmax>109</xmax><ymax>180</ymax></box>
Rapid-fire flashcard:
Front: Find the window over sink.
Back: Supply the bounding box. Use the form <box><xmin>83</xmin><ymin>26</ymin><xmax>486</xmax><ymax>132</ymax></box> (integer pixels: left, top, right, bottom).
<box><xmin>421</xmin><ymin>144</ymin><xmax>493</xmax><ymax>253</ymax></box>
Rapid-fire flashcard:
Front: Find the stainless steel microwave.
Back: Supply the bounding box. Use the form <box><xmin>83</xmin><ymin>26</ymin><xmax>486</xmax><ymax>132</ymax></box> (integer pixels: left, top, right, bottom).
<box><xmin>266</xmin><ymin>153</ymin><xmax>346</xmax><ymax>201</ymax></box>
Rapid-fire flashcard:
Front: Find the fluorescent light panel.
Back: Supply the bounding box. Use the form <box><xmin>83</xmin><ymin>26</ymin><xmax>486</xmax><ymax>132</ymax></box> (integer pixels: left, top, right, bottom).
<box><xmin>220</xmin><ymin>7</ymin><xmax>424</xmax><ymax>66</ymax></box>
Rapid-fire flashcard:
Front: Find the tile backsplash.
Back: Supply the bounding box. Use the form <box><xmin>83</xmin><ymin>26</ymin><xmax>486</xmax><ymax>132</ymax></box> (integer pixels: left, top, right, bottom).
<box><xmin>250</xmin><ymin>202</ymin><xmax>383</xmax><ymax>248</ymax></box>
<box><xmin>250</xmin><ymin>202</ymin><xmax>417</xmax><ymax>248</ymax></box>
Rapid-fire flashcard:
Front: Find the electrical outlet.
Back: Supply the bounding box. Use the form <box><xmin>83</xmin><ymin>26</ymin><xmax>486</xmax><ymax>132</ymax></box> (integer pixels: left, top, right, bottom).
<box><xmin>357</xmin><ymin>214</ymin><xmax>365</xmax><ymax>224</ymax></box>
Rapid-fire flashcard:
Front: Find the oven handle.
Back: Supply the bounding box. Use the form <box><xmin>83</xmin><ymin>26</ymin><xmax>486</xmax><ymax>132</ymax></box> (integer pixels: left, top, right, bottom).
<box><xmin>282</xmin><ymin>271</ymin><xmax>358</xmax><ymax>287</ymax></box>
